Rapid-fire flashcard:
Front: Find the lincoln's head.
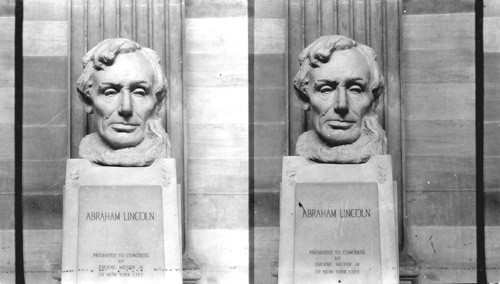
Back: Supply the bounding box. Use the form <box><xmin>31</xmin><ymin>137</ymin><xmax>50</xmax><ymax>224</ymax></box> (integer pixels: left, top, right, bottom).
<box><xmin>77</xmin><ymin>38</ymin><xmax>168</xmax><ymax>149</ymax></box>
<box><xmin>293</xmin><ymin>35</ymin><xmax>384</xmax><ymax>146</ymax></box>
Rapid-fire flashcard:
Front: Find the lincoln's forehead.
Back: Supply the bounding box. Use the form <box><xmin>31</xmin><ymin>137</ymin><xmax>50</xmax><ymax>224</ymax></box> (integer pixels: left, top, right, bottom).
<box><xmin>109</xmin><ymin>51</ymin><xmax>150</xmax><ymax>68</ymax></box>
<box><xmin>93</xmin><ymin>51</ymin><xmax>154</xmax><ymax>83</ymax></box>
<box><xmin>309</xmin><ymin>48</ymin><xmax>370</xmax><ymax>81</ymax></box>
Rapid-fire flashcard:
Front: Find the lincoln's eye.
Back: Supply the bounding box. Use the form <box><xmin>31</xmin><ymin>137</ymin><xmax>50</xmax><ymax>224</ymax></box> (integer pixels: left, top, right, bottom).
<box><xmin>104</xmin><ymin>89</ymin><xmax>117</xmax><ymax>96</ymax></box>
<box><xmin>133</xmin><ymin>88</ymin><xmax>147</xmax><ymax>96</ymax></box>
<box><xmin>319</xmin><ymin>86</ymin><xmax>333</xmax><ymax>93</ymax></box>
<box><xmin>348</xmin><ymin>85</ymin><xmax>363</xmax><ymax>93</ymax></box>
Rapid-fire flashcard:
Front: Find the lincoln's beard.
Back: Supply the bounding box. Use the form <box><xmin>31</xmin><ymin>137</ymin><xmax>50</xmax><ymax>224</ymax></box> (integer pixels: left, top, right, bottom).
<box><xmin>79</xmin><ymin>116</ymin><xmax>171</xmax><ymax>166</ymax></box>
<box><xmin>295</xmin><ymin>112</ymin><xmax>387</xmax><ymax>163</ymax></box>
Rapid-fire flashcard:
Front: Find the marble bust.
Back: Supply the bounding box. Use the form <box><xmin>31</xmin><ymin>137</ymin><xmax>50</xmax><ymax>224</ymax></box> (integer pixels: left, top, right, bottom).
<box><xmin>76</xmin><ymin>38</ymin><xmax>171</xmax><ymax>166</ymax></box>
<box><xmin>293</xmin><ymin>35</ymin><xmax>387</xmax><ymax>163</ymax></box>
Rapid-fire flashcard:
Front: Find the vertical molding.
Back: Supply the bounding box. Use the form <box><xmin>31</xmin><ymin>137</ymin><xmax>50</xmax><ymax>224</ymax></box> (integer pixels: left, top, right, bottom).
<box><xmin>86</xmin><ymin>0</ymin><xmax>102</xmax><ymax>134</ymax></box>
<box><xmin>385</xmin><ymin>0</ymin><xmax>402</xmax><ymax>249</ymax></box>
<box><xmin>366</xmin><ymin>0</ymin><xmax>371</xmax><ymax>46</ymax></box>
<box><xmin>168</xmin><ymin>0</ymin><xmax>184</xmax><ymax>188</ymax></box>
<box><xmin>133</xmin><ymin>0</ymin><xmax>137</xmax><ymax>40</ymax></box>
<box><xmin>304</xmin><ymin>0</ymin><xmax>319</xmax><ymax>142</ymax></box>
<box><xmin>370</xmin><ymin>0</ymin><xmax>384</xmax><ymax>73</ymax></box>
<box><xmin>148</xmin><ymin>0</ymin><xmax>153</xmax><ymax>48</ymax></box>
<box><xmin>304</xmin><ymin>0</ymin><xmax>320</xmax><ymax>131</ymax></box>
<box><xmin>152</xmin><ymin>0</ymin><xmax>167</xmax><ymax>130</ymax></box>
<box><xmin>70</xmin><ymin>0</ymin><xmax>86</xmax><ymax>157</ymax></box>
<box><xmin>162</xmin><ymin>0</ymin><xmax>170</xmax><ymax>130</ymax></box>
<box><xmin>135</xmin><ymin>0</ymin><xmax>149</xmax><ymax>46</ymax></box>
<box><xmin>304</xmin><ymin>0</ymin><xmax>319</xmax><ymax>46</ymax></box>
<box><xmin>370</xmin><ymin>0</ymin><xmax>385</xmax><ymax>130</ymax></box>
<box><xmin>99</xmin><ymin>0</ymin><xmax>104</xmax><ymax>40</ymax></box>
<box><xmin>353</xmin><ymin>0</ymin><xmax>367</xmax><ymax>44</ymax></box>
<box><xmin>338</xmin><ymin>0</ymin><xmax>351</xmax><ymax>36</ymax></box>
<box><xmin>369</xmin><ymin>0</ymin><xmax>385</xmax><ymax>130</ymax></box>
<box><xmin>320</xmin><ymin>0</ymin><xmax>337</xmax><ymax>36</ymax></box>
<box><xmin>381</xmin><ymin>0</ymin><xmax>387</xmax><ymax>129</ymax></box>
<box><xmin>152</xmin><ymin>0</ymin><xmax>167</xmax><ymax>88</ymax></box>
<box><xmin>119</xmin><ymin>0</ymin><xmax>133</xmax><ymax>39</ymax></box>
<box><xmin>86</xmin><ymin>0</ymin><xmax>102</xmax><ymax>57</ymax></box>
<box><xmin>288</xmin><ymin>0</ymin><xmax>305</xmax><ymax>155</ymax></box>
<box><xmin>166</xmin><ymin>1</ymin><xmax>184</xmax><ymax>254</ymax></box>
<box><xmin>284</xmin><ymin>1</ymin><xmax>290</xmax><ymax>157</ymax></box>
<box><xmin>168</xmin><ymin>0</ymin><xmax>186</xmax><ymax>254</ymax></box>
<box><xmin>103</xmin><ymin>0</ymin><xmax>118</xmax><ymax>38</ymax></box>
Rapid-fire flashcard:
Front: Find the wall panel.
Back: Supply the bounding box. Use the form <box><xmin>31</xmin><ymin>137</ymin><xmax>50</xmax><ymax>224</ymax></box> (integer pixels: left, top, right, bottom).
<box><xmin>0</xmin><ymin>230</ymin><xmax>15</xmax><ymax>283</ymax></box>
<box><xmin>0</xmin><ymin>17</ymin><xmax>14</xmax><ymax>263</ymax></box>
<box><xmin>185</xmin><ymin>0</ymin><xmax>249</xmax><ymax>282</ymax></box>
<box><xmin>484</xmin><ymin>0</ymin><xmax>500</xmax><ymax>281</ymax></box>
<box><xmin>20</xmin><ymin>0</ymin><xmax>70</xmax><ymax>282</ymax></box>
<box><xmin>402</xmin><ymin>6</ymin><xmax>477</xmax><ymax>282</ymax></box>
<box><xmin>251</xmin><ymin>0</ymin><xmax>287</xmax><ymax>282</ymax></box>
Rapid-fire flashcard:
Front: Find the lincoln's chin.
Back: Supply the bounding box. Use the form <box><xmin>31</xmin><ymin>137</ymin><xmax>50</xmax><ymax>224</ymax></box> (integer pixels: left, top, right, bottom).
<box><xmin>79</xmin><ymin>117</ymin><xmax>171</xmax><ymax>166</ymax></box>
<box><xmin>296</xmin><ymin>113</ymin><xmax>387</xmax><ymax>164</ymax></box>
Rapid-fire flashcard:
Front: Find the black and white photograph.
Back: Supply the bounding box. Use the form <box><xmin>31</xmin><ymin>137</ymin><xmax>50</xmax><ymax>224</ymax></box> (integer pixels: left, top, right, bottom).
<box><xmin>0</xmin><ymin>0</ymin><xmax>497</xmax><ymax>283</ymax></box>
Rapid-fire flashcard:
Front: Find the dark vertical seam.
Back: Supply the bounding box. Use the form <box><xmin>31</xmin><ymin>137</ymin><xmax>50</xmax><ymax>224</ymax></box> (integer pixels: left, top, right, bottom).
<box><xmin>14</xmin><ymin>0</ymin><xmax>25</xmax><ymax>283</ymax></box>
<box><xmin>475</xmin><ymin>0</ymin><xmax>486</xmax><ymax>283</ymax></box>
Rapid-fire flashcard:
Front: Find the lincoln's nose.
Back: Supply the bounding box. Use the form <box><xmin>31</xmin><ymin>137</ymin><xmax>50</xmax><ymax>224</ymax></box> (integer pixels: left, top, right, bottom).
<box><xmin>333</xmin><ymin>87</ymin><xmax>348</xmax><ymax>116</ymax></box>
<box><xmin>118</xmin><ymin>91</ymin><xmax>133</xmax><ymax>117</ymax></box>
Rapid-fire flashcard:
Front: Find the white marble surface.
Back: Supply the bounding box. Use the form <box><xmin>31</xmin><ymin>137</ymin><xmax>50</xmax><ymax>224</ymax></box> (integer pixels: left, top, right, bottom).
<box><xmin>278</xmin><ymin>155</ymin><xmax>398</xmax><ymax>284</ymax></box>
<box><xmin>62</xmin><ymin>159</ymin><xmax>182</xmax><ymax>284</ymax></box>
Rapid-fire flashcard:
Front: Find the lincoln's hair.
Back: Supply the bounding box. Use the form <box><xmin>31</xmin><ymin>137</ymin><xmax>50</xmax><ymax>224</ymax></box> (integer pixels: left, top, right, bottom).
<box><xmin>293</xmin><ymin>35</ymin><xmax>385</xmax><ymax>108</ymax></box>
<box><xmin>76</xmin><ymin>38</ymin><xmax>167</xmax><ymax>108</ymax></box>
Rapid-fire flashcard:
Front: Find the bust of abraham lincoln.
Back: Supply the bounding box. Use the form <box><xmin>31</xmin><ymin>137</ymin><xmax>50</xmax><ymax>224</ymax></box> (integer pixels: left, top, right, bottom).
<box><xmin>294</xmin><ymin>35</ymin><xmax>387</xmax><ymax>163</ymax></box>
<box><xmin>76</xmin><ymin>38</ymin><xmax>171</xmax><ymax>166</ymax></box>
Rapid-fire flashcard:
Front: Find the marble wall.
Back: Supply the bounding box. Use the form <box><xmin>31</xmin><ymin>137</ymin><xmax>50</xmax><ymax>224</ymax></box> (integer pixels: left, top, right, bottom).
<box><xmin>484</xmin><ymin>0</ymin><xmax>500</xmax><ymax>280</ymax></box>
<box><xmin>402</xmin><ymin>0</ymin><xmax>480</xmax><ymax>282</ymax></box>
<box><xmin>0</xmin><ymin>0</ymin><xmax>15</xmax><ymax>283</ymax></box>
<box><xmin>184</xmin><ymin>0</ymin><xmax>250</xmax><ymax>282</ymax></box>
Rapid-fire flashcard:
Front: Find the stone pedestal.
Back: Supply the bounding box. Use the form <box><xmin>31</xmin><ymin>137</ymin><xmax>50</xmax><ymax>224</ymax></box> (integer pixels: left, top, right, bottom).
<box><xmin>62</xmin><ymin>159</ymin><xmax>182</xmax><ymax>283</ymax></box>
<box><xmin>278</xmin><ymin>155</ymin><xmax>398</xmax><ymax>284</ymax></box>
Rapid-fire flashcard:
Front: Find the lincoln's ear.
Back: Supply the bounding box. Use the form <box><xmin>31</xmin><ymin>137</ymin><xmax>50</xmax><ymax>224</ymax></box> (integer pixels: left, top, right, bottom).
<box><xmin>77</xmin><ymin>88</ymin><xmax>93</xmax><ymax>114</ymax></box>
<box><xmin>84</xmin><ymin>103</ymin><xmax>93</xmax><ymax>114</ymax></box>
<box><xmin>294</xmin><ymin>85</ymin><xmax>310</xmax><ymax>111</ymax></box>
<box><xmin>154</xmin><ymin>87</ymin><xmax>167</xmax><ymax>114</ymax></box>
<box><xmin>371</xmin><ymin>98</ymin><xmax>379</xmax><ymax>110</ymax></box>
<box><xmin>371</xmin><ymin>86</ymin><xmax>382</xmax><ymax>110</ymax></box>
<box><xmin>154</xmin><ymin>100</ymin><xmax>163</xmax><ymax>113</ymax></box>
<box><xmin>301</xmin><ymin>102</ymin><xmax>310</xmax><ymax>111</ymax></box>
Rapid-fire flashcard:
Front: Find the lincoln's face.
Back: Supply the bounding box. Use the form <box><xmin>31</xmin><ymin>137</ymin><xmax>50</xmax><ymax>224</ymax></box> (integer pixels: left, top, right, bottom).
<box><xmin>303</xmin><ymin>48</ymin><xmax>375</xmax><ymax>146</ymax></box>
<box><xmin>86</xmin><ymin>51</ymin><xmax>158</xmax><ymax>149</ymax></box>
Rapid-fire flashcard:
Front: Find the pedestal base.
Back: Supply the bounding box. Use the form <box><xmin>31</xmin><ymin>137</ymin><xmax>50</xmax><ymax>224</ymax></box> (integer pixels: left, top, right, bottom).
<box><xmin>278</xmin><ymin>156</ymin><xmax>398</xmax><ymax>284</ymax></box>
<box><xmin>62</xmin><ymin>159</ymin><xmax>182</xmax><ymax>283</ymax></box>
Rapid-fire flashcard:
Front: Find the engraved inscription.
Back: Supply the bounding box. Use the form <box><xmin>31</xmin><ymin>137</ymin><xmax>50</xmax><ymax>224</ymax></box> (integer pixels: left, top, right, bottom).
<box><xmin>77</xmin><ymin>186</ymin><xmax>165</xmax><ymax>282</ymax></box>
<box><xmin>294</xmin><ymin>183</ymin><xmax>381</xmax><ymax>283</ymax></box>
